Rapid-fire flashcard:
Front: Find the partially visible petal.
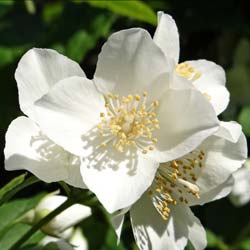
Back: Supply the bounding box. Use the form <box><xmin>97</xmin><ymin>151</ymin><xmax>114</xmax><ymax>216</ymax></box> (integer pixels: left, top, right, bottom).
<box><xmin>187</xmin><ymin>60</ymin><xmax>229</xmax><ymax>115</ymax></box>
<box><xmin>190</xmin><ymin>177</ymin><xmax>234</xmax><ymax>206</ymax></box>
<box><xmin>15</xmin><ymin>48</ymin><xmax>85</xmax><ymax>117</ymax></box>
<box><xmin>185</xmin><ymin>207</ymin><xmax>207</xmax><ymax>250</ymax></box>
<box><xmin>94</xmin><ymin>28</ymin><xmax>172</xmax><ymax>99</ymax></box>
<box><xmin>149</xmin><ymin>87</ymin><xmax>219</xmax><ymax>163</ymax></box>
<box><xmin>195</xmin><ymin>129</ymin><xmax>247</xmax><ymax>199</ymax></box>
<box><xmin>80</xmin><ymin>149</ymin><xmax>159</xmax><ymax>213</ymax></box>
<box><xmin>214</xmin><ymin>121</ymin><xmax>242</xmax><ymax>143</ymax></box>
<box><xmin>33</xmin><ymin>76</ymin><xmax>105</xmax><ymax>156</ymax></box>
<box><xmin>4</xmin><ymin>116</ymin><xmax>69</xmax><ymax>182</ymax></box>
<box><xmin>230</xmin><ymin>164</ymin><xmax>250</xmax><ymax>206</ymax></box>
<box><xmin>37</xmin><ymin>195</ymin><xmax>91</xmax><ymax>234</ymax></box>
<box><xmin>69</xmin><ymin>228</ymin><xmax>88</xmax><ymax>250</ymax></box>
<box><xmin>131</xmin><ymin>193</ymin><xmax>190</xmax><ymax>250</ymax></box>
<box><xmin>111</xmin><ymin>207</ymin><xmax>130</xmax><ymax>243</ymax></box>
<box><xmin>153</xmin><ymin>12</ymin><xmax>180</xmax><ymax>63</ymax></box>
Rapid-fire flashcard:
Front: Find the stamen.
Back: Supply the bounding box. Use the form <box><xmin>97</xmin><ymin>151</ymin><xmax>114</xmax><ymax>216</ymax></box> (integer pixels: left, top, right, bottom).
<box><xmin>175</xmin><ymin>62</ymin><xmax>202</xmax><ymax>82</ymax></box>
<box><xmin>97</xmin><ymin>93</ymin><xmax>160</xmax><ymax>154</ymax></box>
<box><xmin>149</xmin><ymin>149</ymin><xmax>205</xmax><ymax>221</ymax></box>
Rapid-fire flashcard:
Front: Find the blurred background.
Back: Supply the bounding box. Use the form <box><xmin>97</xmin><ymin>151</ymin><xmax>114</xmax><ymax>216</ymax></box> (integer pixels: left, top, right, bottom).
<box><xmin>0</xmin><ymin>0</ymin><xmax>250</xmax><ymax>249</ymax></box>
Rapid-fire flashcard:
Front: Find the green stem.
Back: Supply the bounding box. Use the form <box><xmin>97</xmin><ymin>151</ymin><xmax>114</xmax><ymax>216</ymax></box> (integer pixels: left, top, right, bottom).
<box><xmin>59</xmin><ymin>181</ymin><xmax>71</xmax><ymax>197</ymax></box>
<box><xmin>9</xmin><ymin>197</ymin><xmax>75</xmax><ymax>250</ymax></box>
<box><xmin>0</xmin><ymin>176</ymin><xmax>40</xmax><ymax>206</ymax></box>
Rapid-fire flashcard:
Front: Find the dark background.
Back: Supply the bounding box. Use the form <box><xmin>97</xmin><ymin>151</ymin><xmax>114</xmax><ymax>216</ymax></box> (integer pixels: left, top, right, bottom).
<box><xmin>0</xmin><ymin>1</ymin><xmax>250</xmax><ymax>249</ymax></box>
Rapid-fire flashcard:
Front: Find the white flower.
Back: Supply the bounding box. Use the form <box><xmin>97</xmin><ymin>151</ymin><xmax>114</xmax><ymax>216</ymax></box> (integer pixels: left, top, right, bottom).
<box><xmin>112</xmin><ymin>122</ymin><xmax>247</xmax><ymax>250</ymax></box>
<box><xmin>17</xmin><ymin>28</ymin><xmax>219</xmax><ymax>213</ymax></box>
<box><xmin>4</xmin><ymin>49</ymin><xmax>87</xmax><ymax>188</ymax></box>
<box><xmin>154</xmin><ymin>12</ymin><xmax>230</xmax><ymax>115</ymax></box>
<box><xmin>21</xmin><ymin>193</ymin><xmax>91</xmax><ymax>237</ymax></box>
<box><xmin>230</xmin><ymin>159</ymin><xmax>250</xmax><ymax>206</ymax></box>
<box><xmin>110</xmin><ymin>13</ymin><xmax>248</xmax><ymax>250</ymax></box>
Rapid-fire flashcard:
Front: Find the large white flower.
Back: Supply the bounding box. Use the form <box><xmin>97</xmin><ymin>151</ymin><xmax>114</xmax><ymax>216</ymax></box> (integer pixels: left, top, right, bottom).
<box><xmin>21</xmin><ymin>193</ymin><xmax>91</xmax><ymax>237</ymax></box>
<box><xmin>154</xmin><ymin>12</ymin><xmax>230</xmax><ymax>115</ymax></box>
<box><xmin>112</xmin><ymin>121</ymin><xmax>247</xmax><ymax>250</ymax></box>
<box><xmin>4</xmin><ymin>49</ymin><xmax>86</xmax><ymax>188</ymax></box>
<box><xmin>17</xmin><ymin>29</ymin><xmax>220</xmax><ymax>213</ymax></box>
<box><xmin>230</xmin><ymin>159</ymin><xmax>250</xmax><ymax>206</ymax></box>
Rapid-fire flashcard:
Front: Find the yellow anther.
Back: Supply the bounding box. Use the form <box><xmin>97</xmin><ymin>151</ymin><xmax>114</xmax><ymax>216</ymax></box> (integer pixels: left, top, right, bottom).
<box><xmin>153</xmin><ymin>100</ymin><xmax>159</xmax><ymax>107</ymax></box>
<box><xmin>100</xmin><ymin>112</ymin><xmax>105</xmax><ymax>118</ymax></box>
<box><xmin>142</xmin><ymin>149</ymin><xmax>148</xmax><ymax>154</ymax></box>
<box><xmin>135</xmin><ymin>95</ymin><xmax>141</xmax><ymax>101</ymax></box>
<box><xmin>149</xmin><ymin>146</ymin><xmax>154</xmax><ymax>151</ymax></box>
<box><xmin>143</xmin><ymin>91</ymin><xmax>148</xmax><ymax>97</ymax></box>
<box><xmin>152</xmin><ymin>138</ymin><xmax>158</xmax><ymax>143</ymax></box>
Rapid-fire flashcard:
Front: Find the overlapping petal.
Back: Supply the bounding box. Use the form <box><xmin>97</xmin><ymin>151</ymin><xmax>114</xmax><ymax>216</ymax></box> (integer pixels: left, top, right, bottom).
<box><xmin>15</xmin><ymin>48</ymin><xmax>85</xmax><ymax>118</ymax></box>
<box><xmin>187</xmin><ymin>60</ymin><xmax>229</xmax><ymax>115</ymax></box>
<box><xmin>33</xmin><ymin>76</ymin><xmax>106</xmax><ymax>156</ymax></box>
<box><xmin>153</xmin><ymin>12</ymin><xmax>180</xmax><ymax>63</ymax></box>
<box><xmin>4</xmin><ymin>116</ymin><xmax>69</xmax><ymax>182</ymax></box>
<box><xmin>149</xmin><ymin>87</ymin><xmax>219</xmax><ymax>162</ymax></box>
<box><xmin>130</xmin><ymin>193</ymin><xmax>206</xmax><ymax>250</ymax></box>
<box><xmin>81</xmin><ymin>149</ymin><xmax>159</xmax><ymax>213</ymax></box>
<box><xmin>94</xmin><ymin>28</ymin><xmax>173</xmax><ymax>101</ymax></box>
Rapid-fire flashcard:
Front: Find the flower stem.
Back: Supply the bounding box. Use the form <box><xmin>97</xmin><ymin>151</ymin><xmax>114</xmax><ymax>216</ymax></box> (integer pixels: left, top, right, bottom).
<box><xmin>9</xmin><ymin>197</ymin><xmax>75</xmax><ymax>250</ymax></box>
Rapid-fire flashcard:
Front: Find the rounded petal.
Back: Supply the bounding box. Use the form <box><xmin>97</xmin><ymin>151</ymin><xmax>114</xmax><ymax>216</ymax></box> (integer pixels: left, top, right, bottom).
<box><xmin>130</xmin><ymin>194</ymin><xmax>188</xmax><ymax>250</ymax></box>
<box><xmin>149</xmin><ymin>87</ymin><xmax>219</xmax><ymax>163</ymax></box>
<box><xmin>38</xmin><ymin>195</ymin><xmax>92</xmax><ymax>233</ymax></box>
<box><xmin>153</xmin><ymin>12</ymin><xmax>180</xmax><ymax>63</ymax></box>
<box><xmin>94</xmin><ymin>28</ymin><xmax>172</xmax><ymax>99</ymax></box>
<box><xmin>80</xmin><ymin>149</ymin><xmax>159</xmax><ymax>213</ymax></box>
<box><xmin>195</xmin><ymin>129</ymin><xmax>247</xmax><ymax>198</ymax></box>
<box><xmin>187</xmin><ymin>60</ymin><xmax>229</xmax><ymax>115</ymax></box>
<box><xmin>33</xmin><ymin>76</ymin><xmax>106</xmax><ymax>156</ymax></box>
<box><xmin>15</xmin><ymin>48</ymin><xmax>85</xmax><ymax>117</ymax></box>
<box><xmin>4</xmin><ymin>116</ymin><xmax>69</xmax><ymax>182</ymax></box>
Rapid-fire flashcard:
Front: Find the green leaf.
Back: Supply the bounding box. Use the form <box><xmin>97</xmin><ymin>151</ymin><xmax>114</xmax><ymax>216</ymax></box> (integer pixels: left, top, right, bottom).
<box><xmin>84</xmin><ymin>0</ymin><xmax>157</xmax><ymax>25</ymax></box>
<box><xmin>0</xmin><ymin>173</ymin><xmax>27</xmax><ymax>200</ymax></box>
<box><xmin>240</xmin><ymin>238</ymin><xmax>250</xmax><ymax>250</ymax></box>
<box><xmin>42</xmin><ymin>2</ymin><xmax>64</xmax><ymax>23</ymax></box>
<box><xmin>65</xmin><ymin>14</ymin><xmax>116</xmax><ymax>62</ymax></box>
<box><xmin>206</xmin><ymin>229</ymin><xmax>228</xmax><ymax>250</ymax></box>
<box><xmin>234</xmin><ymin>38</ymin><xmax>250</xmax><ymax>66</ymax></box>
<box><xmin>0</xmin><ymin>193</ymin><xmax>46</xmax><ymax>236</ymax></box>
<box><xmin>0</xmin><ymin>223</ymin><xmax>44</xmax><ymax>250</ymax></box>
<box><xmin>238</xmin><ymin>106</ymin><xmax>250</xmax><ymax>136</ymax></box>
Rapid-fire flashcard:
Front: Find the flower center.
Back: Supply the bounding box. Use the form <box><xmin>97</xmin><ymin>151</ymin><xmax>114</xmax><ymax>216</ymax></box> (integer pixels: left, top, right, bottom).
<box><xmin>148</xmin><ymin>149</ymin><xmax>205</xmax><ymax>221</ymax></box>
<box><xmin>97</xmin><ymin>92</ymin><xmax>160</xmax><ymax>154</ymax></box>
<box><xmin>175</xmin><ymin>62</ymin><xmax>202</xmax><ymax>82</ymax></box>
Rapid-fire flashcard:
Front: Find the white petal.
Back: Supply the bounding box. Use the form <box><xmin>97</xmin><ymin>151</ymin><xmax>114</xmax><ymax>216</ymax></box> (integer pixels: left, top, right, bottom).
<box><xmin>184</xmin><ymin>207</ymin><xmax>207</xmax><ymax>250</ymax></box>
<box><xmin>191</xmin><ymin>177</ymin><xmax>234</xmax><ymax>206</ymax></box>
<box><xmin>80</xmin><ymin>149</ymin><xmax>159</xmax><ymax>213</ymax></box>
<box><xmin>38</xmin><ymin>195</ymin><xmax>92</xmax><ymax>233</ymax></box>
<box><xmin>153</xmin><ymin>12</ymin><xmax>180</xmax><ymax>63</ymax></box>
<box><xmin>149</xmin><ymin>87</ymin><xmax>219</xmax><ymax>163</ymax></box>
<box><xmin>187</xmin><ymin>60</ymin><xmax>229</xmax><ymax>115</ymax></box>
<box><xmin>69</xmin><ymin>228</ymin><xmax>88</xmax><ymax>250</ymax></box>
<box><xmin>64</xmin><ymin>156</ymin><xmax>87</xmax><ymax>189</ymax></box>
<box><xmin>214</xmin><ymin>121</ymin><xmax>242</xmax><ymax>143</ymax></box>
<box><xmin>111</xmin><ymin>207</ymin><xmax>130</xmax><ymax>243</ymax></box>
<box><xmin>130</xmin><ymin>194</ymin><xmax>187</xmax><ymax>250</ymax></box>
<box><xmin>4</xmin><ymin>117</ymin><xmax>69</xmax><ymax>182</ymax></box>
<box><xmin>194</xmin><ymin>130</ymin><xmax>247</xmax><ymax>199</ymax></box>
<box><xmin>230</xmin><ymin>164</ymin><xmax>250</xmax><ymax>206</ymax></box>
<box><xmin>33</xmin><ymin>76</ymin><xmax>105</xmax><ymax>156</ymax></box>
<box><xmin>15</xmin><ymin>48</ymin><xmax>85</xmax><ymax>117</ymax></box>
<box><xmin>94</xmin><ymin>28</ymin><xmax>172</xmax><ymax>99</ymax></box>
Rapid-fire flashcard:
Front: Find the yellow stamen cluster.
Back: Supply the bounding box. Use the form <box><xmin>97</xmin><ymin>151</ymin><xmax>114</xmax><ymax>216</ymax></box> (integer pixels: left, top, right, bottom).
<box><xmin>149</xmin><ymin>150</ymin><xmax>205</xmax><ymax>221</ymax></box>
<box><xmin>175</xmin><ymin>62</ymin><xmax>202</xmax><ymax>82</ymax></box>
<box><xmin>97</xmin><ymin>92</ymin><xmax>160</xmax><ymax>153</ymax></box>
